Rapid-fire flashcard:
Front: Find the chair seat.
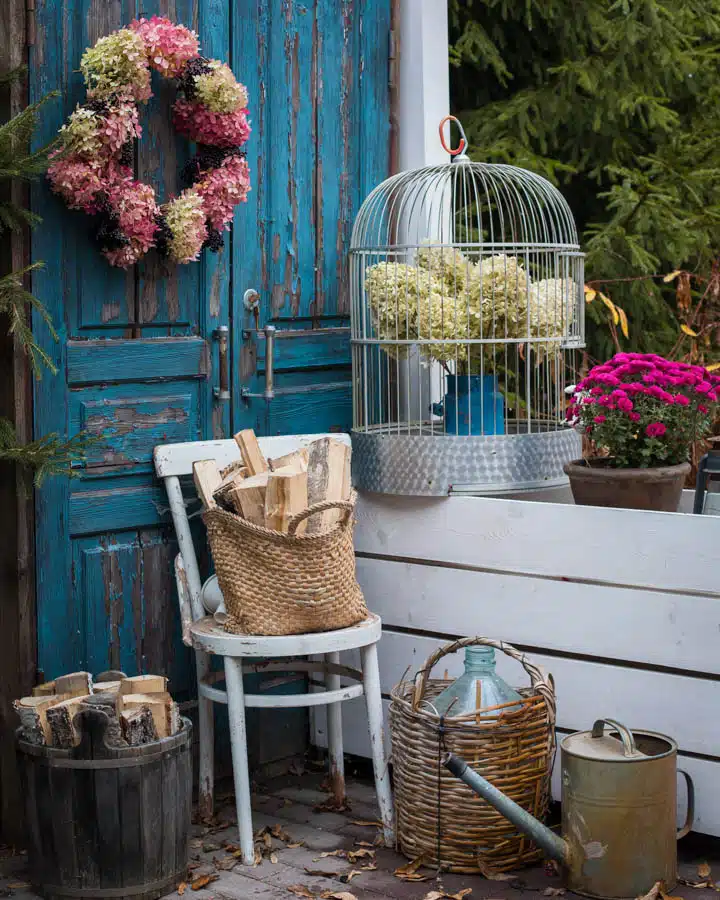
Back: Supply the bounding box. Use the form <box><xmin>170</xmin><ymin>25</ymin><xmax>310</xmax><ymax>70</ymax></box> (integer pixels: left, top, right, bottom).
<box><xmin>190</xmin><ymin>612</ymin><xmax>382</xmax><ymax>658</ymax></box>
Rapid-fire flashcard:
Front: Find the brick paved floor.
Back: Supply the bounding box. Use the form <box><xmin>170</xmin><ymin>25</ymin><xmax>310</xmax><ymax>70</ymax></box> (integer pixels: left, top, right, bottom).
<box><xmin>2</xmin><ymin>768</ymin><xmax>719</xmax><ymax>900</ymax></box>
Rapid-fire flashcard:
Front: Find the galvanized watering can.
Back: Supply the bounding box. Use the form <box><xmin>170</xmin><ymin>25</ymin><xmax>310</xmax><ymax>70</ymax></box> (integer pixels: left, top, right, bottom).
<box><xmin>444</xmin><ymin>718</ymin><xmax>694</xmax><ymax>899</ymax></box>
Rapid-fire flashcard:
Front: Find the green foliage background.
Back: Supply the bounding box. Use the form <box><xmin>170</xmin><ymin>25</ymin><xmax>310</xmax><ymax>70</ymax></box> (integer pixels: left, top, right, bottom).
<box><xmin>449</xmin><ymin>0</ymin><xmax>720</xmax><ymax>363</ymax></box>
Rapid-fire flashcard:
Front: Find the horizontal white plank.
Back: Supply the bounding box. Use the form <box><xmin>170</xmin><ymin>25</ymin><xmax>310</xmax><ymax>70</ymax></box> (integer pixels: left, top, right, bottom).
<box><xmin>357</xmin><ymin>558</ymin><xmax>720</xmax><ymax>675</ymax></box>
<box><xmin>355</xmin><ymin>492</ymin><xmax>720</xmax><ymax>595</ymax></box>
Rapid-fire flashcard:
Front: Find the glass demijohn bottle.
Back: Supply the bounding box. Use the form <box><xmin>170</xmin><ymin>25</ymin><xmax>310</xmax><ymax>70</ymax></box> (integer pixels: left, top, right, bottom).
<box><xmin>431</xmin><ymin>645</ymin><xmax>523</xmax><ymax>717</ymax></box>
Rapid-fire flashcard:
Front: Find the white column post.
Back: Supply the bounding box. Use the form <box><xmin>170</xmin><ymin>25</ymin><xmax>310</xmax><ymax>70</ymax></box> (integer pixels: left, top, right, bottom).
<box><xmin>398</xmin><ymin>0</ymin><xmax>450</xmax><ymax>421</ymax></box>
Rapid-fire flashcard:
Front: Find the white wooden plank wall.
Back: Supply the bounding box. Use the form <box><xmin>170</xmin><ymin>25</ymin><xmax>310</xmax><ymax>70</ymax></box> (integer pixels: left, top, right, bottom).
<box><xmin>313</xmin><ymin>491</ymin><xmax>720</xmax><ymax>836</ymax></box>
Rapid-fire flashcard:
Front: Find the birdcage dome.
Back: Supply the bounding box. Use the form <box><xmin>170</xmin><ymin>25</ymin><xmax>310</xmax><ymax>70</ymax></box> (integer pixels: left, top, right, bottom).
<box><xmin>349</xmin><ymin>118</ymin><xmax>585</xmax><ymax>496</ymax></box>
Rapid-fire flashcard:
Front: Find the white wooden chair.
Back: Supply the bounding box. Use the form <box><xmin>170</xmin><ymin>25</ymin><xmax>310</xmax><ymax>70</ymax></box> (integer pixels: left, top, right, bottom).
<box><xmin>153</xmin><ymin>434</ymin><xmax>394</xmax><ymax>865</ymax></box>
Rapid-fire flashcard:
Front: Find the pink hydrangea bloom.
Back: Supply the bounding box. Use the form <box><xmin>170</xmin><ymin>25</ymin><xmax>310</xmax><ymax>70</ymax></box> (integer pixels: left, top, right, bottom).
<box><xmin>645</xmin><ymin>422</ymin><xmax>667</xmax><ymax>438</ymax></box>
<box><xmin>100</xmin><ymin>99</ymin><xmax>142</xmax><ymax>154</ymax></box>
<box><xmin>195</xmin><ymin>154</ymin><xmax>251</xmax><ymax>230</ymax></box>
<box><xmin>173</xmin><ymin>99</ymin><xmax>251</xmax><ymax>148</ymax></box>
<box><xmin>129</xmin><ymin>16</ymin><xmax>200</xmax><ymax>76</ymax></box>
<box><xmin>48</xmin><ymin>155</ymin><xmax>102</xmax><ymax>209</ymax></box>
<box><xmin>104</xmin><ymin>179</ymin><xmax>160</xmax><ymax>267</ymax></box>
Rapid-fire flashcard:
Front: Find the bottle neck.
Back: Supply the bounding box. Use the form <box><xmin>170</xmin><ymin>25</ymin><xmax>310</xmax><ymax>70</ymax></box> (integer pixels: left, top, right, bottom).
<box><xmin>464</xmin><ymin>645</ymin><xmax>496</xmax><ymax>674</ymax></box>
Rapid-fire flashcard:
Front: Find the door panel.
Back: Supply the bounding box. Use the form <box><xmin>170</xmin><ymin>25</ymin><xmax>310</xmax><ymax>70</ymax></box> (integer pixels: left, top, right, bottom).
<box><xmin>31</xmin><ymin>0</ymin><xmax>390</xmax><ymax>686</ymax></box>
<box><xmin>232</xmin><ymin>0</ymin><xmax>390</xmax><ymax>437</ymax></box>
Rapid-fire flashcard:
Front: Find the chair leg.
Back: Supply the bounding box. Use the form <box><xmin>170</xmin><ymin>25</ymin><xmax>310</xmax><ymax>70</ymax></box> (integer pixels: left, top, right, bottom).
<box><xmin>360</xmin><ymin>642</ymin><xmax>395</xmax><ymax>847</ymax></box>
<box><xmin>195</xmin><ymin>650</ymin><xmax>214</xmax><ymax>822</ymax></box>
<box><xmin>224</xmin><ymin>655</ymin><xmax>255</xmax><ymax>865</ymax></box>
<box><xmin>325</xmin><ymin>651</ymin><xmax>345</xmax><ymax>806</ymax></box>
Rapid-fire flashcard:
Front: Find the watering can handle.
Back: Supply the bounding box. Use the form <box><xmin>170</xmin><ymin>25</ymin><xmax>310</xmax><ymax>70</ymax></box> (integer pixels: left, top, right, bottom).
<box><xmin>591</xmin><ymin>718</ymin><xmax>638</xmax><ymax>757</ymax></box>
<box><xmin>677</xmin><ymin>769</ymin><xmax>695</xmax><ymax>840</ymax></box>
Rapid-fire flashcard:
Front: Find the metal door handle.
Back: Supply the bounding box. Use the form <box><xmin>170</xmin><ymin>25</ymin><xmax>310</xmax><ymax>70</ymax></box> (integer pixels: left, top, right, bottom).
<box><xmin>213</xmin><ymin>325</ymin><xmax>230</xmax><ymax>401</ymax></box>
<box><xmin>240</xmin><ymin>323</ymin><xmax>276</xmax><ymax>402</ymax></box>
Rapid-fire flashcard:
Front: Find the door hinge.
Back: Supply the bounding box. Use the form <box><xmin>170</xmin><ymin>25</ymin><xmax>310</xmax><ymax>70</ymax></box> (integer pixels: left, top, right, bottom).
<box><xmin>26</xmin><ymin>0</ymin><xmax>36</xmax><ymax>46</ymax></box>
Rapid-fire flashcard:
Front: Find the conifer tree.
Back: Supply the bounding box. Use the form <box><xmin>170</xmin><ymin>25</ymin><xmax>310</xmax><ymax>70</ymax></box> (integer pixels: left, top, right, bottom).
<box><xmin>449</xmin><ymin>1</ymin><xmax>720</xmax><ymax>363</ymax></box>
<box><xmin>1</xmin><ymin>68</ymin><xmax>87</xmax><ymax>482</ymax></box>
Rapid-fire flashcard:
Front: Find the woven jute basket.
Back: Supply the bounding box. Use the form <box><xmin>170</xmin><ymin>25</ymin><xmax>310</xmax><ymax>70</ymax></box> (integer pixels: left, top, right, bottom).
<box><xmin>203</xmin><ymin>490</ymin><xmax>367</xmax><ymax>636</ymax></box>
<box><xmin>389</xmin><ymin>636</ymin><xmax>556</xmax><ymax>874</ymax></box>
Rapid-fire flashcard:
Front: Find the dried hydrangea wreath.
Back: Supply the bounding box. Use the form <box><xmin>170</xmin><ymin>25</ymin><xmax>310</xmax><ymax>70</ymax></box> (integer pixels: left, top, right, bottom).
<box><xmin>47</xmin><ymin>17</ymin><xmax>251</xmax><ymax>268</ymax></box>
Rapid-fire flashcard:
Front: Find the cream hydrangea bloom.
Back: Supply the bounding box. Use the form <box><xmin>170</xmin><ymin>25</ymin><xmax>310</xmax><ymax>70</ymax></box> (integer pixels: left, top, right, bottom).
<box><xmin>60</xmin><ymin>106</ymin><xmax>103</xmax><ymax>156</ymax></box>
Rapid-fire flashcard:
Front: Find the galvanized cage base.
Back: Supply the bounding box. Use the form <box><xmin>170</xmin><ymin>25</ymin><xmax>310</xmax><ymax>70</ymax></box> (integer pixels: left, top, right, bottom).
<box><xmin>352</xmin><ymin>425</ymin><xmax>581</xmax><ymax>496</ymax></box>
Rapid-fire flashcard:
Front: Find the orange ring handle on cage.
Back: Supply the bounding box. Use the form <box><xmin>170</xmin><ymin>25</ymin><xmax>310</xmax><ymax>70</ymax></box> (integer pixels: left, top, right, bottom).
<box><xmin>439</xmin><ymin>115</ymin><xmax>467</xmax><ymax>156</ymax></box>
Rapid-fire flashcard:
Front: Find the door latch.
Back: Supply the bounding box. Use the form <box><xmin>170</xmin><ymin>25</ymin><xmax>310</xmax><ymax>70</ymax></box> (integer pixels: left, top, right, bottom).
<box><xmin>213</xmin><ymin>325</ymin><xmax>230</xmax><ymax>401</ymax></box>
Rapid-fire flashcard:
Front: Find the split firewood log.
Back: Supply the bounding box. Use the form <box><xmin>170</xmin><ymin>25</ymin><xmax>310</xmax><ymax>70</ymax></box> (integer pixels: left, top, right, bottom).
<box><xmin>268</xmin><ymin>447</ymin><xmax>309</xmax><ymax>473</ymax></box>
<box><xmin>54</xmin><ymin>671</ymin><xmax>92</xmax><ymax>697</ymax></box>
<box><xmin>120</xmin><ymin>674</ymin><xmax>167</xmax><ymax>696</ymax></box>
<box><xmin>265</xmin><ymin>468</ymin><xmax>309</xmax><ymax>533</ymax></box>
<box><xmin>121</xmin><ymin>706</ymin><xmax>159</xmax><ymax>746</ymax></box>
<box><xmin>14</xmin><ymin>695</ymin><xmax>67</xmax><ymax>745</ymax></box>
<box><xmin>120</xmin><ymin>692</ymin><xmax>177</xmax><ymax>738</ymax></box>
<box><xmin>234</xmin><ymin>429</ymin><xmax>268</xmax><ymax>475</ymax></box>
<box><xmin>32</xmin><ymin>680</ymin><xmax>57</xmax><ymax>698</ymax></box>
<box><xmin>214</xmin><ymin>465</ymin><xmax>249</xmax><ymax>509</ymax></box>
<box><xmin>306</xmin><ymin>438</ymin><xmax>351</xmax><ymax>533</ymax></box>
<box><xmin>193</xmin><ymin>459</ymin><xmax>223</xmax><ymax>510</ymax></box>
<box><xmin>46</xmin><ymin>697</ymin><xmax>87</xmax><ymax>748</ymax></box>
<box><xmin>230</xmin><ymin>471</ymin><xmax>269</xmax><ymax>524</ymax></box>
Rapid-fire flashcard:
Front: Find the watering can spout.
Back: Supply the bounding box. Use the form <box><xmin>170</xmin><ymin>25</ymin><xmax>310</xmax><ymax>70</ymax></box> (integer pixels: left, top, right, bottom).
<box><xmin>443</xmin><ymin>752</ymin><xmax>570</xmax><ymax>865</ymax></box>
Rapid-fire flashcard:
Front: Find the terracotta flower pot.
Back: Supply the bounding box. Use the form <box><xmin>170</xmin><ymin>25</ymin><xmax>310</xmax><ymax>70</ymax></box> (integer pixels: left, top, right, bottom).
<box><xmin>563</xmin><ymin>459</ymin><xmax>691</xmax><ymax>512</ymax></box>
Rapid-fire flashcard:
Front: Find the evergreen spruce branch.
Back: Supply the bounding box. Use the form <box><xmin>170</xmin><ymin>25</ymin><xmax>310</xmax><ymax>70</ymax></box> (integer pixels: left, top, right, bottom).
<box><xmin>0</xmin><ymin>420</ymin><xmax>92</xmax><ymax>485</ymax></box>
<box><xmin>0</xmin><ymin>264</ymin><xmax>58</xmax><ymax>377</ymax></box>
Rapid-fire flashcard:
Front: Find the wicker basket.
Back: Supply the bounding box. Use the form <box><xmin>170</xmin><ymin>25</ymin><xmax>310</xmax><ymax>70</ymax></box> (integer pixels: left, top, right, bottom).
<box><xmin>203</xmin><ymin>491</ymin><xmax>367</xmax><ymax>636</ymax></box>
<box><xmin>390</xmin><ymin>637</ymin><xmax>556</xmax><ymax>874</ymax></box>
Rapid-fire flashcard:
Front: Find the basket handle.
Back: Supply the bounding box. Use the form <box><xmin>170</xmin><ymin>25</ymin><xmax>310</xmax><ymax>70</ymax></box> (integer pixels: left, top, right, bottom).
<box><xmin>411</xmin><ymin>636</ymin><xmax>556</xmax><ymax>723</ymax></box>
<box><xmin>287</xmin><ymin>497</ymin><xmax>355</xmax><ymax>535</ymax></box>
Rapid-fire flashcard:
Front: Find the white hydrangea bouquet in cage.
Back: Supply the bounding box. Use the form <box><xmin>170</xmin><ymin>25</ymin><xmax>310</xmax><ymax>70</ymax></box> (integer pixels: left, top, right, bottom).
<box><xmin>365</xmin><ymin>245</ymin><xmax>573</xmax><ymax>373</ymax></box>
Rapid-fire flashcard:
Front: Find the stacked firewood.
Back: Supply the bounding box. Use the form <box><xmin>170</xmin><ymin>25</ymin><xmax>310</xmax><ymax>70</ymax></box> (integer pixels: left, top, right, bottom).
<box><xmin>14</xmin><ymin>672</ymin><xmax>180</xmax><ymax>748</ymax></box>
<box><xmin>193</xmin><ymin>430</ymin><xmax>351</xmax><ymax>532</ymax></box>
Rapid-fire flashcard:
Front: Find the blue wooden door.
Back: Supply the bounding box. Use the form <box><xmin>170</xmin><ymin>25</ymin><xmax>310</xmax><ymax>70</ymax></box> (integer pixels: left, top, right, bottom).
<box><xmin>30</xmin><ymin>0</ymin><xmax>391</xmax><ymax>686</ymax></box>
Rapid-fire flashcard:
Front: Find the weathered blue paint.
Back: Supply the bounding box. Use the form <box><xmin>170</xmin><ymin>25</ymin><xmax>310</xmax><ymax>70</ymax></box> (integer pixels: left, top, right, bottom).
<box><xmin>30</xmin><ymin>0</ymin><xmax>391</xmax><ymax>689</ymax></box>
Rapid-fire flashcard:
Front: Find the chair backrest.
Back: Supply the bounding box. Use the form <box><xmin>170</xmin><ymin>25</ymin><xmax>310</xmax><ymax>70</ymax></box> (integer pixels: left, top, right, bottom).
<box><xmin>153</xmin><ymin>434</ymin><xmax>351</xmax><ymax>627</ymax></box>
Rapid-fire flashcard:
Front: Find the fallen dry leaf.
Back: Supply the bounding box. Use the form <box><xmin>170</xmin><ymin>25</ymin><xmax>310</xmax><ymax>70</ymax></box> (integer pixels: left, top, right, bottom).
<box><xmin>314</xmin><ymin>850</ymin><xmax>346</xmax><ymax>860</ymax></box>
<box><xmin>394</xmin><ymin>853</ymin><xmax>430</xmax><ymax>882</ymax></box>
<box><xmin>288</xmin><ymin>886</ymin><xmax>316</xmax><ymax>899</ymax></box>
<box><xmin>191</xmin><ymin>873</ymin><xmax>219</xmax><ymax>891</ymax></box>
<box><xmin>350</xmin><ymin>819</ymin><xmax>381</xmax><ymax>827</ymax></box>
<box><xmin>215</xmin><ymin>856</ymin><xmax>237</xmax><ymax>871</ymax></box>
<box><xmin>543</xmin><ymin>890</ymin><xmax>565</xmax><ymax>897</ymax></box>
<box><xmin>347</xmin><ymin>848</ymin><xmax>375</xmax><ymax>863</ymax></box>
<box><xmin>272</xmin><ymin>823</ymin><xmax>294</xmax><ymax>843</ymax></box>
<box><xmin>699</xmin><ymin>865</ymin><xmax>712</xmax><ymax>880</ymax></box>
<box><xmin>288</xmin><ymin>841</ymin><xmax>305</xmax><ymax>849</ymax></box>
<box><xmin>177</xmin><ymin>883</ymin><xmax>187</xmax><ymax>896</ymax></box>
<box><xmin>661</xmin><ymin>885</ymin><xmax>690</xmax><ymax>900</ymax></box>
<box><xmin>340</xmin><ymin>870</ymin><xmax>363</xmax><ymax>883</ymax></box>
<box><xmin>422</xmin><ymin>890</ymin><xmax>472</xmax><ymax>900</ymax></box>
<box><xmin>320</xmin><ymin>893</ymin><xmax>357</xmax><ymax>900</ymax></box>
<box><xmin>305</xmin><ymin>868</ymin><xmax>344</xmax><ymax>878</ymax></box>
<box><xmin>189</xmin><ymin>838</ymin><xmax>203</xmax><ymax>850</ymax></box>
<box><xmin>354</xmin><ymin>840</ymin><xmax>375</xmax><ymax>847</ymax></box>
<box><xmin>637</xmin><ymin>882</ymin><xmax>663</xmax><ymax>900</ymax></box>
<box><xmin>271</xmin><ymin>851</ymin><xmax>279</xmax><ymax>864</ymax></box>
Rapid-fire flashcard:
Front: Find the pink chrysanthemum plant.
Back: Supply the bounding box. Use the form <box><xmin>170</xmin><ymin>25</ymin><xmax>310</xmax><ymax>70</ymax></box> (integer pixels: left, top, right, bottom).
<box><xmin>566</xmin><ymin>353</ymin><xmax>720</xmax><ymax>468</ymax></box>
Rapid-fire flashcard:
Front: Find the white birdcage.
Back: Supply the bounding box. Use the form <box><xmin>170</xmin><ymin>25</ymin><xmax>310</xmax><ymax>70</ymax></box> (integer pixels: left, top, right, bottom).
<box><xmin>349</xmin><ymin>117</ymin><xmax>585</xmax><ymax>495</ymax></box>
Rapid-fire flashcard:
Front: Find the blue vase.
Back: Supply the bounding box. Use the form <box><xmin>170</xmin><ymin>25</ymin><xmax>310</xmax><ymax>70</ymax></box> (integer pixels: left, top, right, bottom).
<box><xmin>444</xmin><ymin>375</ymin><xmax>505</xmax><ymax>436</ymax></box>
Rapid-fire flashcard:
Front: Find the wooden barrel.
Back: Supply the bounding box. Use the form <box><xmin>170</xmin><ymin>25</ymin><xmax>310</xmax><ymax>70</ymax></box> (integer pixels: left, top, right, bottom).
<box><xmin>17</xmin><ymin>708</ymin><xmax>192</xmax><ymax>900</ymax></box>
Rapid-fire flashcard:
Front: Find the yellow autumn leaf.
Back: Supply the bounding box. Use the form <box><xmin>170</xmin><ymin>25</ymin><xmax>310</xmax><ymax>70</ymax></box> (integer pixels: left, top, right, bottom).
<box><xmin>584</xmin><ymin>285</ymin><xmax>597</xmax><ymax>303</ymax></box>
<box><xmin>599</xmin><ymin>292</ymin><xmax>619</xmax><ymax>325</ymax></box>
<box><xmin>706</xmin><ymin>362</ymin><xmax>720</xmax><ymax>372</ymax></box>
<box><xmin>681</xmin><ymin>324</ymin><xmax>698</xmax><ymax>337</ymax></box>
<box><xmin>663</xmin><ymin>270</ymin><xmax>683</xmax><ymax>283</ymax></box>
<box><xmin>617</xmin><ymin>306</ymin><xmax>629</xmax><ymax>339</ymax></box>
